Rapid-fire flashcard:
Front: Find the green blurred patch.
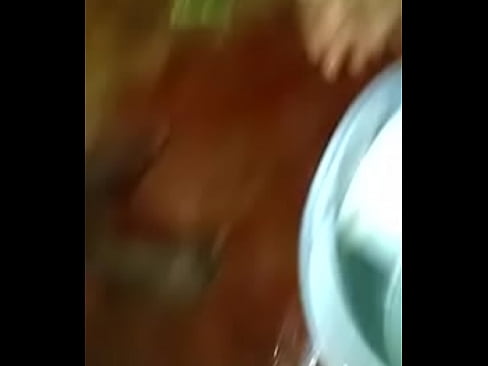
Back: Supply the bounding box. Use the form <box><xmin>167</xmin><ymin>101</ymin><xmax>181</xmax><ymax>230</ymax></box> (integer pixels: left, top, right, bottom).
<box><xmin>170</xmin><ymin>0</ymin><xmax>235</xmax><ymax>30</ymax></box>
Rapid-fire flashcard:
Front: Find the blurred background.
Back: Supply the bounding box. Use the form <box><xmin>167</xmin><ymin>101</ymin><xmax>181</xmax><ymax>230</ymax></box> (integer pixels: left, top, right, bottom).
<box><xmin>85</xmin><ymin>0</ymin><xmax>400</xmax><ymax>365</ymax></box>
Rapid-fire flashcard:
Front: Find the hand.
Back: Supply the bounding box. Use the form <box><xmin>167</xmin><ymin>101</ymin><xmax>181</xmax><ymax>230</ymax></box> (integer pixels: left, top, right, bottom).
<box><xmin>298</xmin><ymin>0</ymin><xmax>401</xmax><ymax>80</ymax></box>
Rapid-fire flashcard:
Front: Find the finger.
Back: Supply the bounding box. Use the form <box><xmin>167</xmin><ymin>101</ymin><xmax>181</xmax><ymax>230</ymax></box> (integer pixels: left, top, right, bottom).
<box><xmin>298</xmin><ymin>0</ymin><xmax>328</xmax><ymax>61</ymax></box>
<box><xmin>349</xmin><ymin>14</ymin><xmax>396</xmax><ymax>76</ymax></box>
<box><xmin>309</xmin><ymin>0</ymin><xmax>347</xmax><ymax>63</ymax></box>
<box><xmin>320</xmin><ymin>0</ymin><xmax>348</xmax><ymax>45</ymax></box>
<box><xmin>322</xmin><ymin>24</ymin><xmax>353</xmax><ymax>81</ymax></box>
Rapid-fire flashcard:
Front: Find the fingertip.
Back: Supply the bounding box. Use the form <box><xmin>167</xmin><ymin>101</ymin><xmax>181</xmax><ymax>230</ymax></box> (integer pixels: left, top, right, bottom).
<box><xmin>323</xmin><ymin>26</ymin><xmax>352</xmax><ymax>81</ymax></box>
<box><xmin>308</xmin><ymin>37</ymin><xmax>324</xmax><ymax>65</ymax></box>
<box><xmin>322</xmin><ymin>55</ymin><xmax>340</xmax><ymax>82</ymax></box>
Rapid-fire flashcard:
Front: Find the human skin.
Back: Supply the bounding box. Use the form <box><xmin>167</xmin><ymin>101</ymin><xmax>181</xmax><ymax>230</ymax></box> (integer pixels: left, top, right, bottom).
<box><xmin>297</xmin><ymin>0</ymin><xmax>402</xmax><ymax>80</ymax></box>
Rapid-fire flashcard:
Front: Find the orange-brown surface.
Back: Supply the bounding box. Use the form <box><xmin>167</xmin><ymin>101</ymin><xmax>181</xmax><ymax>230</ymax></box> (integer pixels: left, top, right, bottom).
<box><xmin>86</xmin><ymin>7</ymin><xmax>398</xmax><ymax>366</ymax></box>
